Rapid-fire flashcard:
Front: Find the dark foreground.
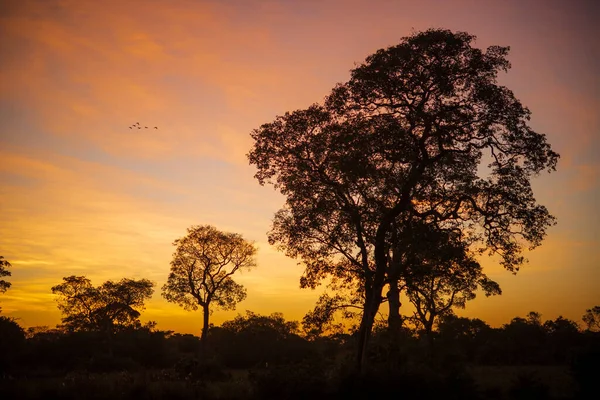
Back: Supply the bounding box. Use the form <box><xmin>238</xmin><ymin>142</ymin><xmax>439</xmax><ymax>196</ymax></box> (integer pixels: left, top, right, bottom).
<box><xmin>1</xmin><ymin>313</ymin><xmax>597</xmax><ymax>399</ymax></box>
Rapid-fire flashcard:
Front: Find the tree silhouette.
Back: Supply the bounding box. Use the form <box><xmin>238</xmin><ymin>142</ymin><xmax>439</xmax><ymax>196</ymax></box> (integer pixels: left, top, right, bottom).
<box><xmin>0</xmin><ymin>256</ymin><xmax>11</xmax><ymax>293</ymax></box>
<box><xmin>436</xmin><ymin>314</ymin><xmax>492</xmax><ymax>362</ymax></box>
<box><xmin>162</xmin><ymin>225</ymin><xmax>257</xmax><ymax>345</ymax></box>
<box><xmin>302</xmin><ymin>290</ymin><xmax>364</xmax><ymax>338</ymax></box>
<box><xmin>499</xmin><ymin>312</ymin><xmax>549</xmax><ymax>364</ymax></box>
<box><xmin>0</xmin><ymin>315</ymin><xmax>25</xmax><ymax>373</ymax></box>
<box><xmin>222</xmin><ymin>311</ymin><xmax>299</xmax><ymax>336</ymax></box>
<box><xmin>51</xmin><ymin>276</ymin><xmax>154</xmax><ymax>333</ymax></box>
<box><xmin>582</xmin><ymin>306</ymin><xmax>600</xmax><ymax>332</ymax></box>
<box><xmin>398</xmin><ymin>224</ymin><xmax>501</xmax><ymax>337</ymax></box>
<box><xmin>248</xmin><ymin>28</ymin><xmax>559</xmax><ymax>371</ymax></box>
<box><xmin>301</xmin><ymin>265</ymin><xmax>368</xmax><ymax>338</ymax></box>
<box><xmin>384</xmin><ymin>219</ymin><xmax>500</xmax><ymax>334</ymax></box>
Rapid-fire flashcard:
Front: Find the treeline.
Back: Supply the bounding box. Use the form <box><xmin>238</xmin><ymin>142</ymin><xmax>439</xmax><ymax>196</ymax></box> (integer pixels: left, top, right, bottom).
<box><xmin>1</xmin><ymin>249</ymin><xmax>599</xmax><ymax>398</ymax></box>
<box><xmin>1</xmin><ymin>308</ymin><xmax>599</xmax><ymax>399</ymax></box>
<box><xmin>2</xmin><ymin>309</ymin><xmax>600</xmax><ymax>370</ymax></box>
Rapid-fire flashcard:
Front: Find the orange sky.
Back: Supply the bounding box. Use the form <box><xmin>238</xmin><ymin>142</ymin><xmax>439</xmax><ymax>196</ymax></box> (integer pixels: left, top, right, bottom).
<box><xmin>0</xmin><ymin>0</ymin><xmax>598</xmax><ymax>334</ymax></box>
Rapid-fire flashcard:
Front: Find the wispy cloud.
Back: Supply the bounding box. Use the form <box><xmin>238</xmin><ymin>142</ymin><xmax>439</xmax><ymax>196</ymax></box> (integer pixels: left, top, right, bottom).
<box><xmin>1</xmin><ymin>0</ymin><xmax>598</xmax><ymax>330</ymax></box>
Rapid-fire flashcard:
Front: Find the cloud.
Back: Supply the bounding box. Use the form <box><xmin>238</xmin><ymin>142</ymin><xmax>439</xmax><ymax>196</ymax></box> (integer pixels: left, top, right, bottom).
<box><xmin>0</xmin><ymin>0</ymin><xmax>283</xmax><ymax>161</ymax></box>
<box><xmin>1</xmin><ymin>0</ymin><xmax>598</xmax><ymax>330</ymax></box>
<box><xmin>0</xmin><ymin>143</ymin><xmax>302</xmax><ymax>326</ymax></box>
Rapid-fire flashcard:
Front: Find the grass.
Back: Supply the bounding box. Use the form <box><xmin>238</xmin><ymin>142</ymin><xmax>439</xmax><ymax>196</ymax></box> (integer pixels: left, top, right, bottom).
<box><xmin>0</xmin><ymin>364</ymin><xmax>582</xmax><ymax>399</ymax></box>
<box><xmin>469</xmin><ymin>365</ymin><xmax>576</xmax><ymax>399</ymax></box>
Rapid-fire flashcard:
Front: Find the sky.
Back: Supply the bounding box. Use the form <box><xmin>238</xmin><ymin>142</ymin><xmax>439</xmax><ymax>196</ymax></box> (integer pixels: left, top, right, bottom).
<box><xmin>0</xmin><ymin>0</ymin><xmax>598</xmax><ymax>335</ymax></box>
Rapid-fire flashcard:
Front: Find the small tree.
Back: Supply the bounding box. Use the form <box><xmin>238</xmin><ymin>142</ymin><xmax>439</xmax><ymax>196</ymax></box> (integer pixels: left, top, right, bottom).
<box><xmin>401</xmin><ymin>226</ymin><xmax>501</xmax><ymax>337</ymax></box>
<box><xmin>582</xmin><ymin>306</ymin><xmax>600</xmax><ymax>332</ymax></box>
<box><xmin>0</xmin><ymin>256</ymin><xmax>11</xmax><ymax>293</ymax></box>
<box><xmin>222</xmin><ymin>311</ymin><xmax>299</xmax><ymax>338</ymax></box>
<box><xmin>162</xmin><ymin>225</ymin><xmax>257</xmax><ymax>344</ymax></box>
<box><xmin>51</xmin><ymin>276</ymin><xmax>155</xmax><ymax>333</ymax></box>
<box><xmin>215</xmin><ymin>311</ymin><xmax>306</xmax><ymax>368</ymax></box>
<box><xmin>436</xmin><ymin>314</ymin><xmax>492</xmax><ymax>362</ymax></box>
<box><xmin>302</xmin><ymin>293</ymin><xmax>363</xmax><ymax>338</ymax></box>
<box><xmin>406</xmin><ymin>269</ymin><xmax>500</xmax><ymax>339</ymax></box>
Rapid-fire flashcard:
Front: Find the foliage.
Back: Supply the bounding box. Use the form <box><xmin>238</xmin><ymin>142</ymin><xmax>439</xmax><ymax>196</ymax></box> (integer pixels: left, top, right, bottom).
<box><xmin>508</xmin><ymin>372</ymin><xmax>551</xmax><ymax>400</ymax></box>
<box><xmin>0</xmin><ymin>315</ymin><xmax>25</xmax><ymax>373</ymax></box>
<box><xmin>247</xmin><ymin>28</ymin><xmax>559</xmax><ymax>368</ymax></box>
<box><xmin>582</xmin><ymin>305</ymin><xmax>600</xmax><ymax>332</ymax></box>
<box><xmin>162</xmin><ymin>225</ymin><xmax>257</xmax><ymax>342</ymax></box>
<box><xmin>435</xmin><ymin>314</ymin><xmax>493</xmax><ymax>363</ymax></box>
<box><xmin>543</xmin><ymin>316</ymin><xmax>579</xmax><ymax>335</ymax></box>
<box><xmin>0</xmin><ymin>255</ymin><xmax>11</xmax><ymax>293</ymax></box>
<box><xmin>250</xmin><ymin>361</ymin><xmax>331</xmax><ymax>400</ymax></box>
<box><xmin>221</xmin><ymin>311</ymin><xmax>299</xmax><ymax>337</ymax></box>
<box><xmin>497</xmin><ymin>314</ymin><xmax>549</xmax><ymax>364</ymax></box>
<box><xmin>212</xmin><ymin>311</ymin><xmax>311</xmax><ymax>368</ymax></box>
<box><xmin>51</xmin><ymin>276</ymin><xmax>154</xmax><ymax>333</ymax></box>
<box><xmin>397</xmin><ymin>222</ymin><xmax>501</xmax><ymax>334</ymax></box>
<box><xmin>570</xmin><ymin>343</ymin><xmax>600</xmax><ymax>398</ymax></box>
<box><xmin>1</xmin><ymin>308</ymin><xmax>597</xmax><ymax>399</ymax></box>
<box><xmin>302</xmin><ymin>289</ymin><xmax>363</xmax><ymax>338</ymax></box>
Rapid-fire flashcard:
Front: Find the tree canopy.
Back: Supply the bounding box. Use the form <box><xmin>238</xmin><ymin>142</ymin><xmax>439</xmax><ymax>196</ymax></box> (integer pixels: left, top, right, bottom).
<box><xmin>51</xmin><ymin>276</ymin><xmax>154</xmax><ymax>333</ymax></box>
<box><xmin>162</xmin><ymin>225</ymin><xmax>257</xmax><ymax>343</ymax></box>
<box><xmin>396</xmin><ymin>222</ymin><xmax>501</xmax><ymax>334</ymax></box>
<box><xmin>0</xmin><ymin>256</ymin><xmax>11</xmax><ymax>293</ymax></box>
<box><xmin>582</xmin><ymin>306</ymin><xmax>600</xmax><ymax>332</ymax></box>
<box><xmin>222</xmin><ymin>311</ymin><xmax>300</xmax><ymax>338</ymax></box>
<box><xmin>247</xmin><ymin>28</ymin><xmax>559</xmax><ymax>370</ymax></box>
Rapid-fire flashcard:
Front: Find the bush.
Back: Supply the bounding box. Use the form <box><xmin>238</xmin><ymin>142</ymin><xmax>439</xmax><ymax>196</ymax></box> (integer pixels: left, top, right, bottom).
<box><xmin>570</xmin><ymin>344</ymin><xmax>600</xmax><ymax>398</ymax></box>
<box><xmin>508</xmin><ymin>372</ymin><xmax>551</xmax><ymax>400</ymax></box>
<box><xmin>0</xmin><ymin>316</ymin><xmax>25</xmax><ymax>374</ymax></box>
<box><xmin>250</xmin><ymin>361</ymin><xmax>331</xmax><ymax>399</ymax></box>
<box><xmin>336</xmin><ymin>363</ymin><xmax>480</xmax><ymax>399</ymax></box>
<box><xmin>173</xmin><ymin>355</ymin><xmax>230</xmax><ymax>381</ymax></box>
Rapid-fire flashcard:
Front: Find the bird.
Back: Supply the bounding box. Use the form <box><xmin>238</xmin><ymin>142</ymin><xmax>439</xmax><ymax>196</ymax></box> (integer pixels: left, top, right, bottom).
<box><xmin>127</xmin><ymin>122</ymin><xmax>159</xmax><ymax>130</ymax></box>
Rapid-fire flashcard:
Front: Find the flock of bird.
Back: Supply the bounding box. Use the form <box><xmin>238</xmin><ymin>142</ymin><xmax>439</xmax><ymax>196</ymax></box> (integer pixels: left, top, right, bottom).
<box><xmin>129</xmin><ymin>122</ymin><xmax>158</xmax><ymax>129</ymax></box>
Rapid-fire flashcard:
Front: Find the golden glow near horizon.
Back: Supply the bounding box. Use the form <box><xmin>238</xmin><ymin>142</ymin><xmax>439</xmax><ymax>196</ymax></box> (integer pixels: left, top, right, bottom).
<box><xmin>1</xmin><ymin>0</ymin><xmax>598</xmax><ymax>334</ymax></box>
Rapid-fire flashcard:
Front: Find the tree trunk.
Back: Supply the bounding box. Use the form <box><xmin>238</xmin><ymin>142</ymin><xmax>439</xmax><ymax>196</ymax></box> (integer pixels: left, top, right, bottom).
<box><xmin>387</xmin><ymin>282</ymin><xmax>402</xmax><ymax>333</ymax></box>
<box><xmin>105</xmin><ymin>330</ymin><xmax>114</xmax><ymax>358</ymax></box>
<box><xmin>387</xmin><ymin>228</ymin><xmax>402</xmax><ymax>334</ymax></box>
<box><xmin>200</xmin><ymin>304</ymin><xmax>210</xmax><ymax>355</ymax></box>
<box><xmin>356</xmin><ymin>190</ymin><xmax>413</xmax><ymax>372</ymax></box>
<box><xmin>356</xmin><ymin>295</ymin><xmax>377</xmax><ymax>372</ymax></box>
<box><xmin>356</xmin><ymin>280</ymin><xmax>385</xmax><ymax>372</ymax></box>
<box><xmin>424</xmin><ymin>318</ymin><xmax>435</xmax><ymax>360</ymax></box>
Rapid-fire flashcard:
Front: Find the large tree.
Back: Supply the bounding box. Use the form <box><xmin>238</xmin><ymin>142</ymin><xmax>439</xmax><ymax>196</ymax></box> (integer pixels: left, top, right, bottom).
<box><xmin>162</xmin><ymin>225</ymin><xmax>257</xmax><ymax>344</ymax></box>
<box><xmin>51</xmin><ymin>276</ymin><xmax>154</xmax><ymax>333</ymax></box>
<box><xmin>248</xmin><ymin>29</ymin><xmax>558</xmax><ymax>371</ymax></box>
<box><xmin>0</xmin><ymin>256</ymin><xmax>11</xmax><ymax>293</ymax></box>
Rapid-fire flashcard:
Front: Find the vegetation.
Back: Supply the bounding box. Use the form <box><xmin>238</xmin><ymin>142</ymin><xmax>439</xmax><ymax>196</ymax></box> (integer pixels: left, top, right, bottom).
<box><xmin>0</xmin><ymin>255</ymin><xmax>11</xmax><ymax>293</ymax></box>
<box><xmin>582</xmin><ymin>306</ymin><xmax>600</xmax><ymax>332</ymax></box>
<box><xmin>0</xmin><ymin>309</ymin><xmax>598</xmax><ymax>399</ymax></box>
<box><xmin>2</xmin><ymin>28</ymin><xmax>586</xmax><ymax>400</ymax></box>
<box><xmin>247</xmin><ymin>28</ymin><xmax>558</xmax><ymax>370</ymax></box>
<box><xmin>162</xmin><ymin>225</ymin><xmax>258</xmax><ymax>344</ymax></box>
<box><xmin>51</xmin><ymin>276</ymin><xmax>154</xmax><ymax>334</ymax></box>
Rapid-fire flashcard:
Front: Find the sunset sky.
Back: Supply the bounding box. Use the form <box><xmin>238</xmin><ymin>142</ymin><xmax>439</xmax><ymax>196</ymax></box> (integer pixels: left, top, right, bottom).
<box><xmin>1</xmin><ymin>0</ymin><xmax>598</xmax><ymax>335</ymax></box>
